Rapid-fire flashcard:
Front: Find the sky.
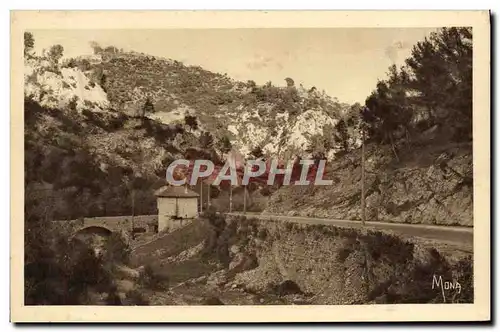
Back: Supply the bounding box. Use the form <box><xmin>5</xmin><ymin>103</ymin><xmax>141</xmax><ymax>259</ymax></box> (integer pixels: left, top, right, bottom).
<box><xmin>32</xmin><ymin>28</ymin><xmax>438</xmax><ymax>104</ymax></box>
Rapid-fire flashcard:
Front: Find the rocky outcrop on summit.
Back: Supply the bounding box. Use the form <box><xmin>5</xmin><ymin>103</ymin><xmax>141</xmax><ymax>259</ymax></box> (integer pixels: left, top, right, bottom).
<box><xmin>24</xmin><ymin>57</ymin><xmax>109</xmax><ymax>112</ymax></box>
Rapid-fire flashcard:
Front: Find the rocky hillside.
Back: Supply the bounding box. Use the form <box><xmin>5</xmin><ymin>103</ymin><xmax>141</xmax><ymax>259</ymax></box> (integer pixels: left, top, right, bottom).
<box><xmin>24</xmin><ymin>56</ymin><xmax>109</xmax><ymax>112</ymax></box>
<box><xmin>266</xmin><ymin>141</ymin><xmax>473</xmax><ymax>226</ymax></box>
<box><xmin>82</xmin><ymin>50</ymin><xmax>360</xmax><ymax>158</ymax></box>
<box><xmin>24</xmin><ymin>54</ymin><xmax>205</xmax><ymax>219</ymax></box>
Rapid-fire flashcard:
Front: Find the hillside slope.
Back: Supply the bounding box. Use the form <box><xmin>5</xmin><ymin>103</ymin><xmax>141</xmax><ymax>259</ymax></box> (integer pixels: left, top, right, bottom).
<box><xmin>265</xmin><ymin>141</ymin><xmax>473</xmax><ymax>226</ymax></box>
<box><xmin>24</xmin><ymin>55</ymin><xmax>203</xmax><ymax>219</ymax></box>
<box><xmin>85</xmin><ymin>50</ymin><xmax>360</xmax><ymax>158</ymax></box>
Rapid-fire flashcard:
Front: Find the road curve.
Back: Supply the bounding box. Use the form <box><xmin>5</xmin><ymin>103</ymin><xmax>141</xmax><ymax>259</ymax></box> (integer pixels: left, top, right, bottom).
<box><xmin>226</xmin><ymin>212</ymin><xmax>473</xmax><ymax>252</ymax></box>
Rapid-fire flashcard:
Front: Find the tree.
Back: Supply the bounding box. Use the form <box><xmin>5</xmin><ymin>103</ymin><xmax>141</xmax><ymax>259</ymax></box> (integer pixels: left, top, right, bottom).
<box><xmin>363</xmin><ymin>27</ymin><xmax>473</xmax><ymax>147</ymax></box>
<box><xmin>306</xmin><ymin>134</ymin><xmax>328</xmax><ymax>159</ymax></box>
<box><xmin>285</xmin><ymin>77</ymin><xmax>295</xmax><ymax>87</ymax></box>
<box><xmin>92</xmin><ymin>67</ymin><xmax>107</xmax><ymax>92</ymax></box>
<box><xmin>141</xmin><ymin>97</ymin><xmax>155</xmax><ymax>117</ymax></box>
<box><xmin>246</xmin><ymin>80</ymin><xmax>257</xmax><ymax>90</ymax></box>
<box><xmin>333</xmin><ymin>119</ymin><xmax>350</xmax><ymax>153</ymax></box>
<box><xmin>48</xmin><ymin>44</ymin><xmax>64</xmax><ymax>64</ymax></box>
<box><xmin>63</xmin><ymin>58</ymin><xmax>78</xmax><ymax>68</ymax></box>
<box><xmin>250</xmin><ymin>146</ymin><xmax>264</xmax><ymax>159</ymax></box>
<box><xmin>364</xmin><ymin>80</ymin><xmax>403</xmax><ymax>160</ymax></box>
<box><xmin>24</xmin><ymin>189</ymin><xmax>115</xmax><ymax>305</ymax></box>
<box><xmin>199</xmin><ymin>131</ymin><xmax>214</xmax><ymax>150</ymax></box>
<box><xmin>24</xmin><ymin>32</ymin><xmax>34</xmax><ymax>56</ymax></box>
<box><xmin>405</xmin><ymin>27</ymin><xmax>472</xmax><ymax>139</ymax></box>
<box><xmin>78</xmin><ymin>59</ymin><xmax>92</xmax><ymax>71</ymax></box>
<box><xmin>89</xmin><ymin>41</ymin><xmax>103</xmax><ymax>55</ymax></box>
<box><xmin>217</xmin><ymin>136</ymin><xmax>232</xmax><ymax>154</ymax></box>
<box><xmin>184</xmin><ymin>115</ymin><xmax>199</xmax><ymax>131</ymax></box>
<box><xmin>104</xmin><ymin>46</ymin><xmax>119</xmax><ymax>54</ymax></box>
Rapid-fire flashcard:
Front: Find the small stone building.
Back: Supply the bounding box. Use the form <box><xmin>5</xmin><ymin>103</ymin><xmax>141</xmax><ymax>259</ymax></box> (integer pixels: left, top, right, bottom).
<box><xmin>155</xmin><ymin>186</ymin><xmax>199</xmax><ymax>232</ymax></box>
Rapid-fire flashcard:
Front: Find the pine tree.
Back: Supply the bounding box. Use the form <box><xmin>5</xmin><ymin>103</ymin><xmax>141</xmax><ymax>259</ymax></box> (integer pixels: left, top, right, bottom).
<box><xmin>364</xmin><ymin>27</ymin><xmax>472</xmax><ymax>145</ymax></box>
<box><xmin>48</xmin><ymin>44</ymin><xmax>64</xmax><ymax>64</ymax></box>
<box><xmin>24</xmin><ymin>32</ymin><xmax>34</xmax><ymax>56</ymax></box>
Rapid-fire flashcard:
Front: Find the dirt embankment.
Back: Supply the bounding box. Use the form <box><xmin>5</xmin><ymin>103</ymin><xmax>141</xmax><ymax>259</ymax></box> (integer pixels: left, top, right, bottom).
<box><xmin>127</xmin><ymin>214</ymin><xmax>473</xmax><ymax>305</ymax></box>
<box><xmin>265</xmin><ymin>143</ymin><xmax>473</xmax><ymax>226</ymax></box>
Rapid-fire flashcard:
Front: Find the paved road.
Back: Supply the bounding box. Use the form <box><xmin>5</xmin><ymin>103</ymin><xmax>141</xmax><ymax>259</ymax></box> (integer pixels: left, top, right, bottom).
<box><xmin>227</xmin><ymin>212</ymin><xmax>473</xmax><ymax>253</ymax></box>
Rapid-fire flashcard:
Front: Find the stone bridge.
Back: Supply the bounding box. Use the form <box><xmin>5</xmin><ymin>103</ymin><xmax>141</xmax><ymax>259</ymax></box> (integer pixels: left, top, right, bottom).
<box><xmin>71</xmin><ymin>215</ymin><xmax>158</xmax><ymax>237</ymax></box>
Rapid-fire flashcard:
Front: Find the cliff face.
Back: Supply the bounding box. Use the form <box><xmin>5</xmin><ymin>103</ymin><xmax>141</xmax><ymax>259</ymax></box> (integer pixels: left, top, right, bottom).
<box><xmin>118</xmin><ymin>215</ymin><xmax>472</xmax><ymax>305</ymax></box>
<box><xmin>265</xmin><ymin>142</ymin><xmax>473</xmax><ymax>226</ymax></box>
<box><xmin>213</xmin><ymin>216</ymin><xmax>472</xmax><ymax>304</ymax></box>
<box><xmin>24</xmin><ymin>57</ymin><xmax>109</xmax><ymax>112</ymax></box>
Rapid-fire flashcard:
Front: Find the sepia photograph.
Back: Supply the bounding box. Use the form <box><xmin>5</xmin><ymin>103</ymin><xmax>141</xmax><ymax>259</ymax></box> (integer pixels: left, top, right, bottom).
<box><xmin>10</xmin><ymin>10</ymin><xmax>490</xmax><ymax>322</ymax></box>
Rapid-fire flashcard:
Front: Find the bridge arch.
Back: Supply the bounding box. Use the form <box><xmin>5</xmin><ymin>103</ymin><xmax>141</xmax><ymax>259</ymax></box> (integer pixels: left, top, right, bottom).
<box><xmin>73</xmin><ymin>225</ymin><xmax>113</xmax><ymax>238</ymax></box>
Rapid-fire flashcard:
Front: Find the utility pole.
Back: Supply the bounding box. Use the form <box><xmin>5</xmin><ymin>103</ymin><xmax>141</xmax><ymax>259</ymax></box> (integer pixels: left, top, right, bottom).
<box><xmin>207</xmin><ymin>184</ymin><xmax>211</xmax><ymax>208</ymax></box>
<box><xmin>131</xmin><ymin>188</ymin><xmax>135</xmax><ymax>217</ymax></box>
<box><xmin>200</xmin><ymin>180</ymin><xmax>203</xmax><ymax>214</ymax></box>
<box><xmin>229</xmin><ymin>186</ymin><xmax>233</xmax><ymax>213</ymax></box>
<box><xmin>361</xmin><ymin>120</ymin><xmax>366</xmax><ymax>226</ymax></box>
<box><xmin>243</xmin><ymin>185</ymin><xmax>247</xmax><ymax>214</ymax></box>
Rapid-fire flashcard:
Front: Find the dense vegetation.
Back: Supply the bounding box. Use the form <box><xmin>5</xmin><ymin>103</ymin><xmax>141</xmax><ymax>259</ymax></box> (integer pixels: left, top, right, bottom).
<box><xmin>24</xmin><ymin>193</ymin><xmax>149</xmax><ymax>305</ymax></box>
<box><xmin>24</xmin><ymin>99</ymin><xmax>170</xmax><ymax>219</ymax></box>
<box><xmin>363</xmin><ymin>28</ymin><xmax>472</xmax><ymax>158</ymax></box>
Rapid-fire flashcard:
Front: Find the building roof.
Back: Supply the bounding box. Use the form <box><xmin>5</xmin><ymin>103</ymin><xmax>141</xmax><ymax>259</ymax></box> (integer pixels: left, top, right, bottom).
<box><xmin>154</xmin><ymin>185</ymin><xmax>200</xmax><ymax>198</ymax></box>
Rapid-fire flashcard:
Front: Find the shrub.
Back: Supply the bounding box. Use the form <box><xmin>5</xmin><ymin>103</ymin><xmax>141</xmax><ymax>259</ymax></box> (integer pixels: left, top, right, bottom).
<box><xmin>24</xmin><ymin>219</ymin><xmax>115</xmax><ymax>305</ymax></box>
<box><xmin>271</xmin><ymin>280</ymin><xmax>303</xmax><ymax>296</ymax></box>
<box><xmin>202</xmin><ymin>296</ymin><xmax>225</xmax><ymax>305</ymax></box>
<box><xmin>105</xmin><ymin>285</ymin><xmax>123</xmax><ymax>305</ymax></box>
<box><xmin>78</xmin><ymin>59</ymin><xmax>92</xmax><ymax>72</ymax></box>
<box><xmin>139</xmin><ymin>264</ymin><xmax>169</xmax><ymax>290</ymax></box>
<box><xmin>68</xmin><ymin>96</ymin><xmax>79</xmax><ymax>111</ymax></box>
<box><xmin>336</xmin><ymin>247</ymin><xmax>354</xmax><ymax>263</ymax></box>
<box><xmin>63</xmin><ymin>58</ymin><xmax>78</xmax><ymax>68</ymax></box>
<box><xmin>124</xmin><ymin>289</ymin><xmax>149</xmax><ymax>305</ymax></box>
<box><xmin>102</xmin><ymin>232</ymin><xmax>131</xmax><ymax>264</ymax></box>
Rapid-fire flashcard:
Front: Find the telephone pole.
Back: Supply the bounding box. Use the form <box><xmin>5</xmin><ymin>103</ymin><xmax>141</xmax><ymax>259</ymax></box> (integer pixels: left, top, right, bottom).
<box><xmin>361</xmin><ymin>127</ymin><xmax>366</xmax><ymax>226</ymax></box>
<box><xmin>131</xmin><ymin>189</ymin><xmax>135</xmax><ymax>217</ymax></box>
<box><xmin>360</xmin><ymin>106</ymin><xmax>370</xmax><ymax>227</ymax></box>
<box><xmin>229</xmin><ymin>186</ymin><xmax>233</xmax><ymax>213</ymax></box>
<box><xmin>200</xmin><ymin>180</ymin><xmax>203</xmax><ymax>214</ymax></box>
<box><xmin>243</xmin><ymin>185</ymin><xmax>247</xmax><ymax>214</ymax></box>
<box><xmin>207</xmin><ymin>184</ymin><xmax>211</xmax><ymax>208</ymax></box>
